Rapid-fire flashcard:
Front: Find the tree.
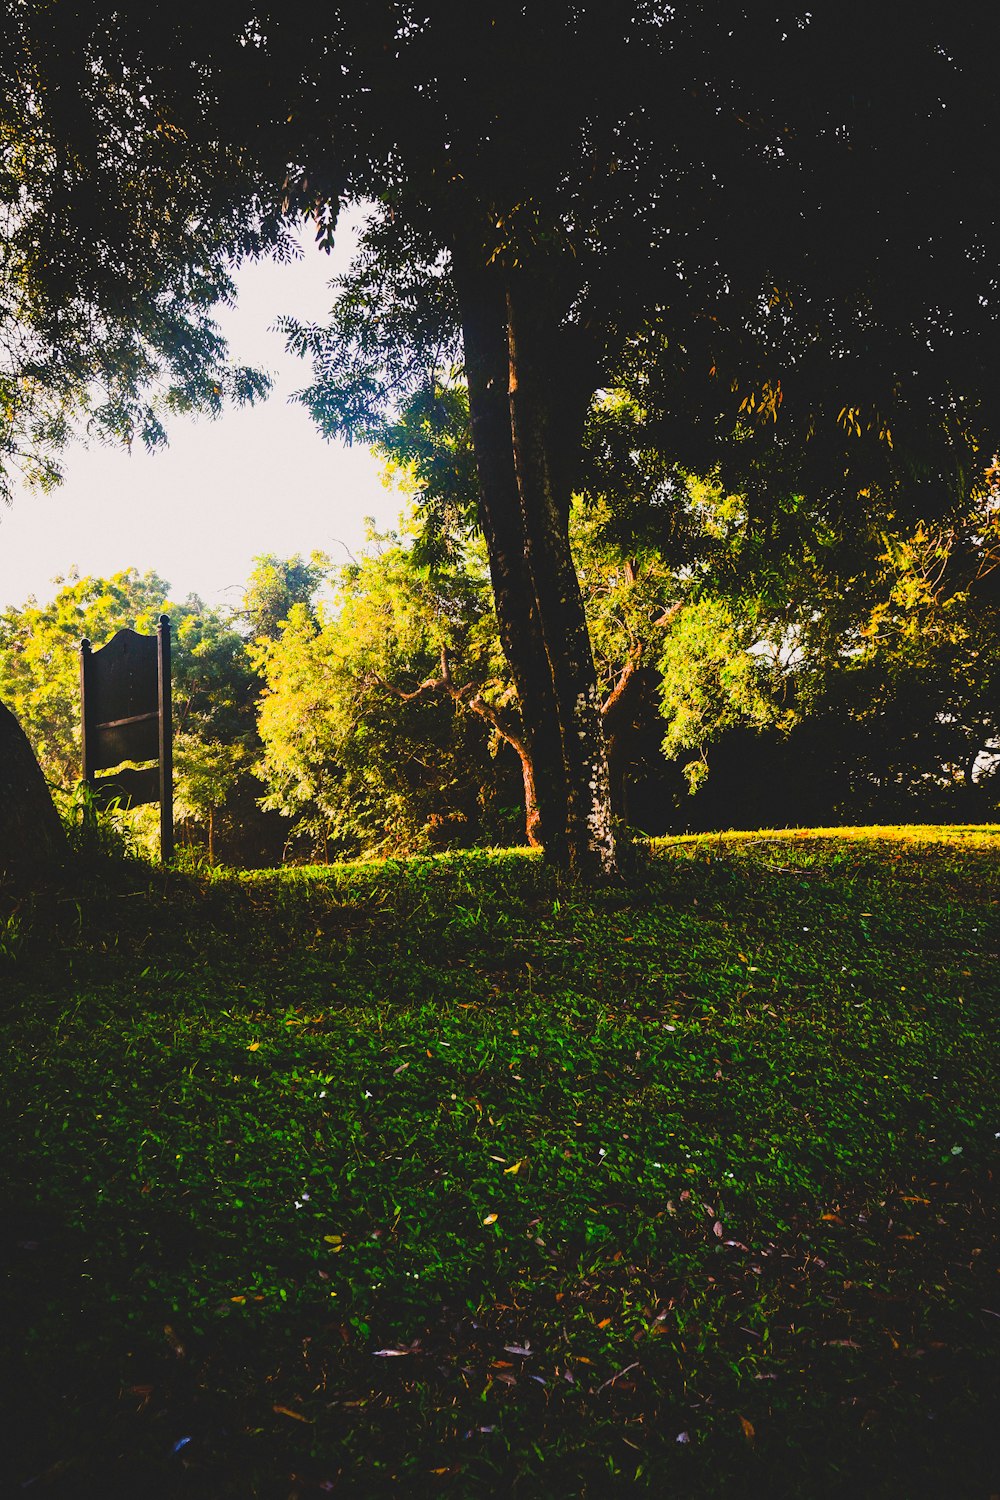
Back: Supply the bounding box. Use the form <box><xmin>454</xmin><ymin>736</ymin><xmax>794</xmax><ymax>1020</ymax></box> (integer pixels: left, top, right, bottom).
<box><xmin>253</xmin><ymin>503</ymin><xmax>680</xmax><ymax>856</ymax></box>
<box><xmin>251</xmin><ymin>531</ymin><xmax>525</xmax><ymax>857</ymax></box>
<box><xmin>4</xmin><ymin>3</ymin><xmax>999</xmax><ymax>875</ymax></box>
<box><xmin>0</xmin><ymin>2</ymin><xmax>285</xmax><ymax>859</ymax></box>
<box><xmin>0</xmin><ymin>570</ymin><xmax>262</xmax><ymax>857</ymax></box>
<box><xmin>271</xmin><ymin>8</ymin><xmax>1000</xmax><ymax>872</ymax></box>
<box><xmin>651</xmin><ymin>472</ymin><xmax>1000</xmax><ymax>827</ymax></box>
<box><xmin>239</xmin><ymin>553</ymin><xmax>330</xmax><ymax>643</ymax></box>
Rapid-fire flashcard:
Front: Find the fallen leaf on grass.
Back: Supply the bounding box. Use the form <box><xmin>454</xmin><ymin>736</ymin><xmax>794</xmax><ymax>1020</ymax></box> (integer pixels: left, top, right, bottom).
<box><xmin>273</xmin><ymin>1404</ymin><xmax>312</xmax><ymax>1423</ymax></box>
<box><xmin>482</xmin><ymin>1212</ymin><xmax>498</xmax><ymax>1225</ymax></box>
<box><xmin>504</xmin><ymin>1160</ymin><xmax>526</xmax><ymax>1175</ymax></box>
<box><xmin>163</xmin><ymin>1325</ymin><xmax>185</xmax><ymax>1358</ymax></box>
<box><xmin>739</xmin><ymin>1415</ymin><xmax>755</xmax><ymax>1443</ymax></box>
<box><xmin>247</xmin><ymin>1041</ymin><xmax>261</xmax><ymax>1052</ymax></box>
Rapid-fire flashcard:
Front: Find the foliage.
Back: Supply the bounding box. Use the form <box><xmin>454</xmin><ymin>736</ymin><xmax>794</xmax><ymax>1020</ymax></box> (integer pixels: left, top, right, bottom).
<box><xmin>1</xmin><ymin>830</ymin><xmax>997</xmax><ymax>1495</ymax></box>
<box><xmin>668</xmin><ymin>482</ymin><xmax>1000</xmax><ymax>823</ymax></box>
<box><xmin>0</xmin><ymin>569</ymin><xmax>173</xmax><ymax>789</ymax></box>
<box><xmin>239</xmin><ymin>553</ymin><xmax>331</xmax><ymax>643</ymax></box>
<box><xmin>251</xmin><ymin>530</ymin><xmax>521</xmax><ymax>858</ymax></box>
<box><xmin>251</xmin><ymin>503</ymin><xmax>684</xmax><ymax>856</ymax></box>
<box><xmin>0</xmin><ymin>3</ymin><xmax>289</xmax><ymax>501</ymax></box>
<box><xmin>0</xmin><ymin>570</ymin><xmax>260</xmax><ymax>844</ymax></box>
<box><xmin>658</xmin><ymin>598</ymin><xmax>781</xmax><ymax>793</ymax></box>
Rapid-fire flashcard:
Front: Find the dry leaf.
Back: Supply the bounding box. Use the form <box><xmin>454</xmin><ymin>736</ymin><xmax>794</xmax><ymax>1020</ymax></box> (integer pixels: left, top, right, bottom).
<box><xmin>482</xmin><ymin>1212</ymin><xmax>498</xmax><ymax>1226</ymax></box>
<box><xmin>273</xmin><ymin>1404</ymin><xmax>311</xmax><ymax>1423</ymax></box>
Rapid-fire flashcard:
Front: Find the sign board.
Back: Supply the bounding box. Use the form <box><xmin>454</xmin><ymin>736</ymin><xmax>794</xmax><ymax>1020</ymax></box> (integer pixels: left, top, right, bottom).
<box><xmin>80</xmin><ymin>615</ymin><xmax>173</xmax><ymax>861</ymax></box>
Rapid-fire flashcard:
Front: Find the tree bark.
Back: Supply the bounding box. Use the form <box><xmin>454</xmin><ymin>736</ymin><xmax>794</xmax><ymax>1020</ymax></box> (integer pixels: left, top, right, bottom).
<box><xmin>452</xmin><ymin>242</ymin><xmax>570</xmax><ymax>864</ymax></box>
<box><xmin>0</xmin><ymin>700</ymin><xmax>67</xmax><ymax>876</ymax></box>
<box><xmin>451</xmin><ymin>244</ymin><xmax>618</xmax><ymax>879</ymax></box>
<box><xmin>502</xmin><ymin>271</ymin><xmax>618</xmax><ymax>880</ymax></box>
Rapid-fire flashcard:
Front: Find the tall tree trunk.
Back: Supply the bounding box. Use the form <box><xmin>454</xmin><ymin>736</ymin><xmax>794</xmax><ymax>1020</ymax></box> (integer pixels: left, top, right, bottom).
<box><xmin>453</xmin><ymin>242</ymin><xmax>617</xmax><ymax>879</ymax></box>
<box><xmin>503</xmin><ymin>272</ymin><xmax>617</xmax><ymax>880</ymax></box>
<box><xmin>0</xmin><ymin>701</ymin><xmax>67</xmax><ymax>876</ymax></box>
<box><xmin>453</xmin><ymin>243</ymin><xmax>570</xmax><ymax>864</ymax></box>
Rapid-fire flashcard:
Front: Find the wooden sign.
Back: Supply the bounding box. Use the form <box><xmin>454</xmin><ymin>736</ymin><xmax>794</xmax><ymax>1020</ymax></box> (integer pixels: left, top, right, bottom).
<box><xmin>80</xmin><ymin>615</ymin><xmax>173</xmax><ymax>861</ymax></box>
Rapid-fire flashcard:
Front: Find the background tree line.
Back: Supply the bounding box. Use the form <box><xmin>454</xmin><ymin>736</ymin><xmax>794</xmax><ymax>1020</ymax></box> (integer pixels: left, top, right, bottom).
<box><xmin>4</xmin><ymin>411</ymin><xmax>998</xmax><ymax>867</ymax></box>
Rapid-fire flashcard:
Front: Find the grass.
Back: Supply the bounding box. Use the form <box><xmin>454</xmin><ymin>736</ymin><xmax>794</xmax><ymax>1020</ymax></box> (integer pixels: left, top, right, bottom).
<box><xmin>1</xmin><ymin>827</ymin><xmax>998</xmax><ymax>1498</ymax></box>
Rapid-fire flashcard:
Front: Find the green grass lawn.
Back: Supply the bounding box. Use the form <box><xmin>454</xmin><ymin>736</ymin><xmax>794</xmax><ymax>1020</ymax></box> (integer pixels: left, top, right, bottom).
<box><xmin>1</xmin><ymin>829</ymin><xmax>998</xmax><ymax>1497</ymax></box>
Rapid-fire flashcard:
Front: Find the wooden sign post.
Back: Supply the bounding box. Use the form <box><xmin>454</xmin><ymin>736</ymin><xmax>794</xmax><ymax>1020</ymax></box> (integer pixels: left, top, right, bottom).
<box><xmin>80</xmin><ymin>615</ymin><xmax>173</xmax><ymax>862</ymax></box>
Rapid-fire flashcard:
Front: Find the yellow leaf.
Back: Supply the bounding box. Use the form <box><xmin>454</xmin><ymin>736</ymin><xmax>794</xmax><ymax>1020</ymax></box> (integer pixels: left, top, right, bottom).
<box><xmin>503</xmin><ymin>1160</ymin><xmax>525</xmax><ymax>1176</ymax></box>
<box><xmin>247</xmin><ymin>1041</ymin><xmax>260</xmax><ymax>1052</ymax></box>
<box><xmin>273</xmin><ymin>1404</ymin><xmax>311</xmax><ymax>1423</ymax></box>
<box><xmin>323</xmin><ymin>1234</ymin><xmax>342</xmax><ymax>1246</ymax></box>
<box><xmin>739</xmin><ymin>1415</ymin><xmax>755</xmax><ymax>1443</ymax></box>
<box><xmin>482</xmin><ymin>1213</ymin><xmax>498</xmax><ymax>1226</ymax></box>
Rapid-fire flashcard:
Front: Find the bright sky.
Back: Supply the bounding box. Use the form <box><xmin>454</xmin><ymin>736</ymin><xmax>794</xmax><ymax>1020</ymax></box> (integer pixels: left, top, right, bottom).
<box><xmin>0</xmin><ymin>213</ymin><xmax>401</xmax><ymax>613</ymax></box>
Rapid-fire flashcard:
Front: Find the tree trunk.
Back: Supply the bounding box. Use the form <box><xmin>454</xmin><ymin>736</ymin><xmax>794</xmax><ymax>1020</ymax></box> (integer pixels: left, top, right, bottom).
<box><xmin>453</xmin><ymin>244</ymin><xmax>617</xmax><ymax>880</ymax></box>
<box><xmin>517</xmin><ymin>743</ymin><xmax>543</xmax><ymax>849</ymax></box>
<box><xmin>453</xmin><ymin>243</ymin><xmax>570</xmax><ymax>864</ymax></box>
<box><xmin>0</xmin><ymin>700</ymin><xmax>67</xmax><ymax>876</ymax></box>
<box><xmin>503</xmin><ymin>272</ymin><xmax>617</xmax><ymax>880</ymax></box>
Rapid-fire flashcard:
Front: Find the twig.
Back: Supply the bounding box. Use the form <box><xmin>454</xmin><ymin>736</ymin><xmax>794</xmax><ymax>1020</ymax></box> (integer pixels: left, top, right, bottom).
<box><xmin>595</xmin><ymin>1361</ymin><xmax>640</xmax><ymax>1395</ymax></box>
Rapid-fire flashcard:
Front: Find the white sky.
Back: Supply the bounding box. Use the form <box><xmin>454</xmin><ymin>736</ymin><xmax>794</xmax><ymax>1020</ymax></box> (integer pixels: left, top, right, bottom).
<box><xmin>0</xmin><ymin>214</ymin><xmax>401</xmax><ymax>613</ymax></box>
